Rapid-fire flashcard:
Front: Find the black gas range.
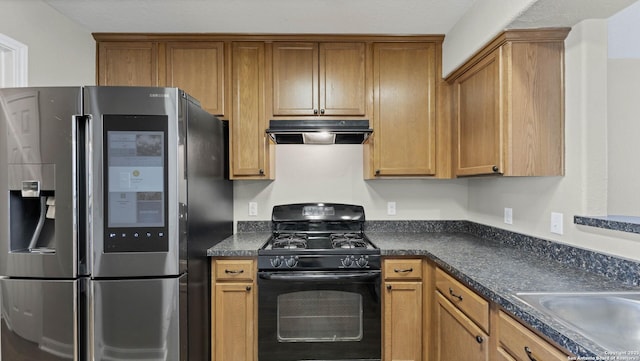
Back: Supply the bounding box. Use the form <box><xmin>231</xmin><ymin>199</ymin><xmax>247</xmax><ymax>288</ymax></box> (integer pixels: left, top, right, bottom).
<box><xmin>257</xmin><ymin>203</ymin><xmax>382</xmax><ymax>361</ymax></box>
<box><xmin>257</xmin><ymin>203</ymin><xmax>380</xmax><ymax>271</ymax></box>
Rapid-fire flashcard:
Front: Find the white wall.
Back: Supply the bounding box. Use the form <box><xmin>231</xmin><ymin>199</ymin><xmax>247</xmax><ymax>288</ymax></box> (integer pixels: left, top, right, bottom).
<box><xmin>442</xmin><ymin>0</ymin><xmax>537</xmax><ymax>77</ymax></box>
<box><xmin>465</xmin><ymin>19</ymin><xmax>640</xmax><ymax>262</ymax></box>
<box><xmin>607</xmin><ymin>1</ymin><xmax>640</xmax><ymax>216</ymax></box>
<box><xmin>234</xmin><ymin>145</ymin><xmax>469</xmax><ymax>222</ymax></box>
<box><xmin>0</xmin><ymin>0</ymin><xmax>94</xmax><ymax>86</ymax></box>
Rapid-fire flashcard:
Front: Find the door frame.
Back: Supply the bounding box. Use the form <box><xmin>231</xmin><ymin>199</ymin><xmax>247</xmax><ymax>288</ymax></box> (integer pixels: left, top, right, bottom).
<box><xmin>0</xmin><ymin>33</ymin><xmax>28</xmax><ymax>87</ymax></box>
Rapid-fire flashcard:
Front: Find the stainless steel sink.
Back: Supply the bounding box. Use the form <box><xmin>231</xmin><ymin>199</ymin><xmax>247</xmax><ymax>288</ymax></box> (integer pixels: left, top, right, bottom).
<box><xmin>514</xmin><ymin>292</ymin><xmax>640</xmax><ymax>352</ymax></box>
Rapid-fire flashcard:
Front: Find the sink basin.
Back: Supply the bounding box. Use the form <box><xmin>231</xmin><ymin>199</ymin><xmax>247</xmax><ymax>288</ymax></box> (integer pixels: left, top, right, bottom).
<box><xmin>514</xmin><ymin>292</ymin><xmax>640</xmax><ymax>352</ymax></box>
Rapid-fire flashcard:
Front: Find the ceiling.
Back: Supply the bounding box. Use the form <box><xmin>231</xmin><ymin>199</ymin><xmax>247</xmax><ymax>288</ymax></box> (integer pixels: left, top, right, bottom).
<box><xmin>42</xmin><ymin>0</ymin><xmax>639</xmax><ymax>35</ymax></box>
<box><xmin>41</xmin><ymin>0</ymin><xmax>478</xmax><ymax>35</ymax></box>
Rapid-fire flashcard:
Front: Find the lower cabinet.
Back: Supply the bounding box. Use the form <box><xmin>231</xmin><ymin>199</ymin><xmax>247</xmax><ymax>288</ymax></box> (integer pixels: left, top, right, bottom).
<box><xmin>383</xmin><ymin>258</ymin><xmax>424</xmax><ymax>361</ymax></box>
<box><xmin>496</xmin><ymin>310</ymin><xmax>569</xmax><ymax>361</ymax></box>
<box><xmin>434</xmin><ymin>292</ymin><xmax>489</xmax><ymax>361</ymax></box>
<box><xmin>209</xmin><ymin>258</ymin><xmax>572</xmax><ymax>361</ymax></box>
<box><xmin>211</xmin><ymin>259</ymin><xmax>257</xmax><ymax>361</ymax></box>
<box><xmin>433</xmin><ymin>267</ymin><xmax>490</xmax><ymax>361</ymax></box>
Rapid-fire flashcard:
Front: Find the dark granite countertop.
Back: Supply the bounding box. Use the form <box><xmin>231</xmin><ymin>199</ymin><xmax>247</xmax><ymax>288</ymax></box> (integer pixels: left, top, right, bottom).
<box><xmin>208</xmin><ymin>226</ymin><xmax>640</xmax><ymax>359</ymax></box>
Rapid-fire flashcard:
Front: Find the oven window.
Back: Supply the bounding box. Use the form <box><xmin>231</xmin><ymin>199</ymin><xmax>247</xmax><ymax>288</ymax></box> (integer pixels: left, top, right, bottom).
<box><xmin>277</xmin><ymin>290</ymin><xmax>362</xmax><ymax>342</ymax></box>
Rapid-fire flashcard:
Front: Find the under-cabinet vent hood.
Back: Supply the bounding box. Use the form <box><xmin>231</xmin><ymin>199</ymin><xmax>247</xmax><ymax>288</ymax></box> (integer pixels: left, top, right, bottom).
<box><xmin>266</xmin><ymin>120</ymin><xmax>373</xmax><ymax>145</ymax></box>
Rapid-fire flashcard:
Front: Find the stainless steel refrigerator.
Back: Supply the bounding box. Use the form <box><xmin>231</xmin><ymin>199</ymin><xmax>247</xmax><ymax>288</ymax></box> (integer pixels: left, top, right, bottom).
<box><xmin>0</xmin><ymin>86</ymin><xmax>233</xmax><ymax>360</ymax></box>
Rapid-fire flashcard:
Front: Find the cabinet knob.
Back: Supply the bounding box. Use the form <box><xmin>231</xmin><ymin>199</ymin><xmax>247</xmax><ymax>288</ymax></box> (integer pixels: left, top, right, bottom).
<box><xmin>314</xmin><ymin>109</ymin><xmax>318</xmax><ymax>114</ymax></box>
<box><xmin>246</xmin><ymin>285</ymin><xmax>252</xmax><ymax>291</ymax></box>
<box><xmin>386</xmin><ymin>284</ymin><xmax>392</xmax><ymax>290</ymax></box>
<box><xmin>492</xmin><ymin>165</ymin><xmax>499</xmax><ymax>173</ymax></box>
<box><xmin>259</xmin><ymin>169</ymin><xmax>264</xmax><ymax>175</ymax></box>
<box><xmin>475</xmin><ymin>335</ymin><xmax>484</xmax><ymax>344</ymax></box>
<box><xmin>375</xmin><ymin>169</ymin><xmax>381</xmax><ymax>176</ymax></box>
<box><xmin>320</xmin><ymin>109</ymin><xmax>325</xmax><ymax>114</ymax></box>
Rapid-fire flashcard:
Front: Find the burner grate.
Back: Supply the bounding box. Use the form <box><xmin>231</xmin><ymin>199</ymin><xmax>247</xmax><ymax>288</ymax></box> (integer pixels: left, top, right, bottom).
<box><xmin>272</xmin><ymin>233</ymin><xmax>308</xmax><ymax>249</ymax></box>
<box><xmin>330</xmin><ymin>233</ymin><xmax>367</xmax><ymax>249</ymax></box>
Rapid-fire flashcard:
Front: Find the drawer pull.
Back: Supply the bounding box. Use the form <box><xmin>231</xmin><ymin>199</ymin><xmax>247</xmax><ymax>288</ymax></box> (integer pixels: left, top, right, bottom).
<box><xmin>475</xmin><ymin>335</ymin><xmax>484</xmax><ymax>344</ymax></box>
<box><xmin>393</xmin><ymin>268</ymin><xmax>413</xmax><ymax>273</ymax></box>
<box><xmin>246</xmin><ymin>285</ymin><xmax>252</xmax><ymax>291</ymax></box>
<box><xmin>225</xmin><ymin>269</ymin><xmax>245</xmax><ymax>274</ymax></box>
<box><xmin>524</xmin><ymin>346</ymin><xmax>537</xmax><ymax>361</ymax></box>
<box><xmin>386</xmin><ymin>284</ymin><xmax>392</xmax><ymax>290</ymax></box>
<box><xmin>448</xmin><ymin>288</ymin><xmax>463</xmax><ymax>301</ymax></box>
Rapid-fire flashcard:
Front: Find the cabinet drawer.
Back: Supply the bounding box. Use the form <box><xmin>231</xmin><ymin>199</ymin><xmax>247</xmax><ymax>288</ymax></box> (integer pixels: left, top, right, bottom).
<box><xmin>384</xmin><ymin>259</ymin><xmax>423</xmax><ymax>280</ymax></box>
<box><xmin>214</xmin><ymin>259</ymin><xmax>255</xmax><ymax>282</ymax></box>
<box><xmin>435</xmin><ymin>268</ymin><xmax>489</xmax><ymax>332</ymax></box>
<box><xmin>498</xmin><ymin>311</ymin><xmax>569</xmax><ymax>361</ymax></box>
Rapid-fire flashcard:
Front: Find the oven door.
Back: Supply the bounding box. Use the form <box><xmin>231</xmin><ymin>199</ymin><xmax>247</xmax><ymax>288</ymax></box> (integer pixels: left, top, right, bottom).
<box><xmin>258</xmin><ymin>271</ymin><xmax>381</xmax><ymax>361</ymax></box>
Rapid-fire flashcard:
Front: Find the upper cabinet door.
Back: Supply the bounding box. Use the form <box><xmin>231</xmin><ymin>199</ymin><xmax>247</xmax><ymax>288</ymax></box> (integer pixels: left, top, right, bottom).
<box><xmin>97</xmin><ymin>42</ymin><xmax>159</xmax><ymax>86</ymax></box>
<box><xmin>272</xmin><ymin>42</ymin><xmax>319</xmax><ymax>116</ymax></box>
<box><xmin>454</xmin><ymin>49</ymin><xmax>502</xmax><ymax>176</ymax></box>
<box><xmin>230</xmin><ymin>42</ymin><xmax>272</xmax><ymax>179</ymax></box>
<box><xmin>320</xmin><ymin>42</ymin><xmax>366</xmax><ymax>116</ymax></box>
<box><xmin>271</xmin><ymin>42</ymin><xmax>367</xmax><ymax>117</ymax></box>
<box><xmin>372</xmin><ymin>42</ymin><xmax>437</xmax><ymax>177</ymax></box>
<box><xmin>166</xmin><ymin>42</ymin><xmax>226</xmax><ymax>116</ymax></box>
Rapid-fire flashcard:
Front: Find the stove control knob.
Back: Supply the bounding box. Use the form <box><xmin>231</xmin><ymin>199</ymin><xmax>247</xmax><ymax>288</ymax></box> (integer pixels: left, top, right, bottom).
<box><xmin>271</xmin><ymin>257</ymin><xmax>283</xmax><ymax>268</ymax></box>
<box><xmin>285</xmin><ymin>257</ymin><xmax>298</xmax><ymax>268</ymax></box>
<box><xmin>356</xmin><ymin>257</ymin><xmax>369</xmax><ymax>268</ymax></box>
<box><xmin>342</xmin><ymin>257</ymin><xmax>353</xmax><ymax>267</ymax></box>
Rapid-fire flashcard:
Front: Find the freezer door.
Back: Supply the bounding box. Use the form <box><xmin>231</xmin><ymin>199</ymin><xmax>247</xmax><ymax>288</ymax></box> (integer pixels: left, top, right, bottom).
<box><xmin>1</xmin><ymin>278</ymin><xmax>82</xmax><ymax>360</ymax></box>
<box><xmin>0</xmin><ymin>87</ymin><xmax>85</xmax><ymax>279</ymax></box>
<box><xmin>91</xmin><ymin>275</ymin><xmax>186</xmax><ymax>361</ymax></box>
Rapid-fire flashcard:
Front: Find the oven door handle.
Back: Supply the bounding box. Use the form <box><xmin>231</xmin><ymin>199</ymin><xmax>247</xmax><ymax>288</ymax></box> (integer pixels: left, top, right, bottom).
<box><xmin>258</xmin><ymin>271</ymin><xmax>381</xmax><ymax>282</ymax></box>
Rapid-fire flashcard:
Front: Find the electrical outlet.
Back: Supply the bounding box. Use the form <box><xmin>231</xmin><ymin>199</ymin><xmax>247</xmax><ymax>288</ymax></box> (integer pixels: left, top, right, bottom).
<box><xmin>504</xmin><ymin>208</ymin><xmax>513</xmax><ymax>225</ymax></box>
<box><xmin>551</xmin><ymin>212</ymin><xmax>563</xmax><ymax>235</ymax></box>
<box><xmin>387</xmin><ymin>202</ymin><xmax>396</xmax><ymax>216</ymax></box>
<box><xmin>248</xmin><ymin>202</ymin><xmax>258</xmax><ymax>217</ymax></box>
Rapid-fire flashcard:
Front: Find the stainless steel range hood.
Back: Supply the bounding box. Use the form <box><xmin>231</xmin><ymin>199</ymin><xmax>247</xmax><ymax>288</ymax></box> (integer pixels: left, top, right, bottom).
<box><xmin>266</xmin><ymin>120</ymin><xmax>373</xmax><ymax>144</ymax></box>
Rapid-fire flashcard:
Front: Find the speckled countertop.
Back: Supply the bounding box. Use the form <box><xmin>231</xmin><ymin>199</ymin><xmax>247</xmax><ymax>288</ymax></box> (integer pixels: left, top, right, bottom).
<box><xmin>207</xmin><ymin>223</ymin><xmax>640</xmax><ymax>359</ymax></box>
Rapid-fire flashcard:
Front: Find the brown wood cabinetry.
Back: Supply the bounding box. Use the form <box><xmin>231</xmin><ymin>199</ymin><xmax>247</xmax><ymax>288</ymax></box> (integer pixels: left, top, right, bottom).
<box><xmin>366</xmin><ymin>42</ymin><xmax>443</xmax><ymax>178</ymax></box>
<box><xmin>447</xmin><ymin>29</ymin><xmax>570</xmax><ymax>176</ymax></box>
<box><xmin>165</xmin><ymin>42</ymin><xmax>225</xmax><ymax>115</ymax></box>
<box><xmin>383</xmin><ymin>258</ymin><xmax>424</xmax><ymax>361</ymax></box>
<box><xmin>96</xmin><ymin>38</ymin><xmax>227</xmax><ymax>117</ymax></box>
<box><xmin>230</xmin><ymin>42</ymin><xmax>273</xmax><ymax>179</ymax></box>
<box><xmin>211</xmin><ymin>259</ymin><xmax>257</xmax><ymax>361</ymax></box>
<box><xmin>271</xmin><ymin>42</ymin><xmax>367</xmax><ymax>117</ymax></box>
<box><xmin>97</xmin><ymin>41</ymin><xmax>159</xmax><ymax>86</ymax></box>
<box><xmin>433</xmin><ymin>268</ymin><xmax>490</xmax><ymax>361</ymax></box>
<box><xmin>496</xmin><ymin>310</ymin><xmax>569</xmax><ymax>361</ymax></box>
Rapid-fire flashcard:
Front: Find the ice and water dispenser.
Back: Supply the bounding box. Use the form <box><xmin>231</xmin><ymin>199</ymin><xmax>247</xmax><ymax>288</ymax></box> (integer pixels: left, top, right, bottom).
<box><xmin>9</xmin><ymin>180</ymin><xmax>56</xmax><ymax>254</ymax></box>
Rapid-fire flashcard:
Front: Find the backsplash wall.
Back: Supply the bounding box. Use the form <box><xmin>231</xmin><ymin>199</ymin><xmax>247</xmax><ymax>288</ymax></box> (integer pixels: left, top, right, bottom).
<box><xmin>233</xmin><ymin>144</ymin><xmax>469</xmax><ymax>226</ymax></box>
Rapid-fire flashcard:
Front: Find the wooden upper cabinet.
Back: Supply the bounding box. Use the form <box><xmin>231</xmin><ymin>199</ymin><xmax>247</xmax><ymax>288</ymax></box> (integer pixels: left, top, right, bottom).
<box><xmin>369</xmin><ymin>42</ymin><xmax>437</xmax><ymax>177</ymax></box>
<box><xmin>97</xmin><ymin>42</ymin><xmax>158</xmax><ymax>86</ymax></box>
<box><xmin>272</xmin><ymin>42</ymin><xmax>366</xmax><ymax>117</ymax></box>
<box><xmin>448</xmin><ymin>29</ymin><xmax>569</xmax><ymax>177</ymax></box>
<box><xmin>165</xmin><ymin>42</ymin><xmax>225</xmax><ymax>116</ymax></box>
<box><xmin>454</xmin><ymin>50</ymin><xmax>502</xmax><ymax>176</ymax></box>
<box><xmin>230</xmin><ymin>42</ymin><xmax>273</xmax><ymax>179</ymax></box>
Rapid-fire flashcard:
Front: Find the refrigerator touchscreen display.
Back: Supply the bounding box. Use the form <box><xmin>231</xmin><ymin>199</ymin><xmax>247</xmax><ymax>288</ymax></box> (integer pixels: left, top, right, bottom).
<box><xmin>103</xmin><ymin>114</ymin><xmax>169</xmax><ymax>253</ymax></box>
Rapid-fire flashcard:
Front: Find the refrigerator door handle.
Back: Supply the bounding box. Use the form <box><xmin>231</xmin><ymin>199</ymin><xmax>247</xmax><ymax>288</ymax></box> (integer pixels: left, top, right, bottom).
<box><xmin>74</xmin><ymin>114</ymin><xmax>91</xmax><ymax>276</ymax></box>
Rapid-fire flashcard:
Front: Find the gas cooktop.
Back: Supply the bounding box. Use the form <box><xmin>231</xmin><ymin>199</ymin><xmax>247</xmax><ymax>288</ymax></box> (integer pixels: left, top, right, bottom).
<box><xmin>258</xmin><ymin>203</ymin><xmax>380</xmax><ymax>271</ymax></box>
